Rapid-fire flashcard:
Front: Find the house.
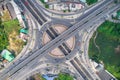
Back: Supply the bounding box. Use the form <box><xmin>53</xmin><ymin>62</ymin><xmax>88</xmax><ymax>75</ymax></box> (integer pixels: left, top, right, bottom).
<box><xmin>20</xmin><ymin>28</ymin><xmax>28</xmax><ymax>41</ymax></box>
<box><xmin>20</xmin><ymin>28</ymin><xmax>28</xmax><ymax>34</ymax></box>
<box><xmin>43</xmin><ymin>74</ymin><xmax>58</xmax><ymax>80</ymax></box>
<box><xmin>1</xmin><ymin>49</ymin><xmax>14</xmax><ymax>62</ymax></box>
<box><xmin>6</xmin><ymin>3</ymin><xmax>16</xmax><ymax>19</ymax></box>
<box><xmin>80</xmin><ymin>0</ymin><xmax>86</xmax><ymax>3</ymax></box>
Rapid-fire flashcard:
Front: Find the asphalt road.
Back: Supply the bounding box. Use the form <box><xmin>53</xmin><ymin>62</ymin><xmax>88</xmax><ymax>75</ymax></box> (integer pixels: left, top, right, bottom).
<box><xmin>21</xmin><ymin>0</ymin><xmax>47</xmax><ymax>25</ymax></box>
<box><xmin>0</xmin><ymin>0</ymin><xmax>119</xmax><ymax>80</ymax></box>
<box><xmin>46</xmin><ymin>27</ymin><xmax>71</xmax><ymax>56</ymax></box>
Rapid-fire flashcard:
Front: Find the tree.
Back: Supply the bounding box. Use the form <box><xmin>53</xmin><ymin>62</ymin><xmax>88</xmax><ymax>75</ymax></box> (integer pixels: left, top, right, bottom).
<box><xmin>54</xmin><ymin>73</ymin><xmax>74</xmax><ymax>80</ymax></box>
<box><xmin>0</xmin><ymin>18</ymin><xmax>9</xmax><ymax>52</ymax></box>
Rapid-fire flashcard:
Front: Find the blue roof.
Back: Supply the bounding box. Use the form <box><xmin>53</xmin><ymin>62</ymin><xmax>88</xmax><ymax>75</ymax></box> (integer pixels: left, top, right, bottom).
<box><xmin>42</xmin><ymin>75</ymin><xmax>57</xmax><ymax>80</ymax></box>
<box><xmin>20</xmin><ymin>28</ymin><xmax>28</xmax><ymax>34</ymax></box>
<box><xmin>80</xmin><ymin>0</ymin><xmax>86</xmax><ymax>3</ymax></box>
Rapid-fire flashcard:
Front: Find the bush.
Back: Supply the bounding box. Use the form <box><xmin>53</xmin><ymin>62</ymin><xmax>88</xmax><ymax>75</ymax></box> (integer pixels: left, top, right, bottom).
<box><xmin>0</xmin><ymin>18</ymin><xmax>9</xmax><ymax>52</ymax></box>
<box><xmin>89</xmin><ymin>21</ymin><xmax>120</xmax><ymax>79</ymax></box>
<box><xmin>54</xmin><ymin>73</ymin><xmax>74</xmax><ymax>80</ymax></box>
<box><xmin>86</xmin><ymin>0</ymin><xmax>98</xmax><ymax>5</ymax></box>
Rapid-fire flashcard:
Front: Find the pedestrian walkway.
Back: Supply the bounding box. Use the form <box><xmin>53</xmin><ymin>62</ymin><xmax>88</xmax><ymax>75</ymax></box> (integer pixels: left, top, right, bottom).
<box><xmin>108</xmin><ymin>17</ymin><xmax>120</xmax><ymax>23</ymax></box>
<box><xmin>10</xmin><ymin>0</ymin><xmax>26</xmax><ymax>27</ymax></box>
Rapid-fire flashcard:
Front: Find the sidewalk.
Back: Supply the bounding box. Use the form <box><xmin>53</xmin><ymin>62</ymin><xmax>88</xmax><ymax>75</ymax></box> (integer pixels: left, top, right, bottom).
<box><xmin>10</xmin><ymin>0</ymin><xmax>26</xmax><ymax>28</ymax></box>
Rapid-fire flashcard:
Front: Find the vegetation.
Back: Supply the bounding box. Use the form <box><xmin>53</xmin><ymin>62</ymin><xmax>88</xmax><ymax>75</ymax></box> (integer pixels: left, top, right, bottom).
<box><xmin>45</xmin><ymin>4</ymin><xmax>49</xmax><ymax>8</ymax></box>
<box><xmin>63</xmin><ymin>10</ymin><xmax>67</xmax><ymax>13</ymax></box>
<box><xmin>30</xmin><ymin>74</ymin><xmax>46</xmax><ymax>80</ymax></box>
<box><xmin>36</xmin><ymin>74</ymin><xmax>46</xmax><ymax>80</ymax></box>
<box><xmin>89</xmin><ymin>21</ymin><xmax>120</xmax><ymax>79</ymax></box>
<box><xmin>0</xmin><ymin>13</ymin><xmax>24</xmax><ymax>55</ymax></box>
<box><xmin>114</xmin><ymin>0</ymin><xmax>120</xmax><ymax>3</ymax></box>
<box><xmin>3</xmin><ymin>19</ymin><xmax>24</xmax><ymax>55</ymax></box>
<box><xmin>2</xmin><ymin>19</ymin><xmax>21</xmax><ymax>34</ymax></box>
<box><xmin>112</xmin><ymin>10</ymin><xmax>120</xmax><ymax>20</ymax></box>
<box><xmin>54</xmin><ymin>73</ymin><xmax>74</xmax><ymax>80</ymax></box>
<box><xmin>29</xmin><ymin>73</ymin><xmax>74</xmax><ymax>80</ymax></box>
<box><xmin>0</xmin><ymin>9</ymin><xmax>11</xmax><ymax>21</ymax></box>
<box><xmin>40</xmin><ymin>0</ymin><xmax>49</xmax><ymax>8</ymax></box>
<box><xmin>86</xmin><ymin>0</ymin><xmax>98</xmax><ymax>5</ymax></box>
<box><xmin>0</xmin><ymin>10</ymin><xmax>11</xmax><ymax>52</ymax></box>
<box><xmin>40</xmin><ymin>0</ymin><xmax>45</xmax><ymax>4</ymax></box>
<box><xmin>0</xmin><ymin>19</ymin><xmax>9</xmax><ymax>52</ymax></box>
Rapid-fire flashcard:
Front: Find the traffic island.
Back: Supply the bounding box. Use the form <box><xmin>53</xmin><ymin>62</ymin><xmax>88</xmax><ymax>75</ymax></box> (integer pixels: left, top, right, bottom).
<box><xmin>42</xmin><ymin>24</ymin><xmax>75</xmax><ymax>58</ymax></box>
<box><xmin>38</xmin><ymin>20</ymin><xmax>80</xmax><ymax>63</ymax></box>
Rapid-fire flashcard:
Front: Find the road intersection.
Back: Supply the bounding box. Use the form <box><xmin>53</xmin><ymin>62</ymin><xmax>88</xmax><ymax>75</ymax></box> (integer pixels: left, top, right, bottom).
<box><xmin>0</xmin><ymin>0</ymin><xmax>119</xmax><ymax>80</ymax></box>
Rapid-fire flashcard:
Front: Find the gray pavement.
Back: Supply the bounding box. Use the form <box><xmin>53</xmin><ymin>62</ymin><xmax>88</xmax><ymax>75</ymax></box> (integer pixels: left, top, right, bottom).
<box><xmin>0</xmin><ymin>0</ymin><xmax>119</xmax><ymax>80</ymax></box>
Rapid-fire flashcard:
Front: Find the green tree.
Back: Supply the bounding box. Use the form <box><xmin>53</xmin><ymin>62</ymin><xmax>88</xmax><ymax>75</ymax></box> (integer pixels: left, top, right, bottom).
<box><xmin>54</xmin><ymin>73</ymin><xmax>74</xmax><ymax>80</ymax></box>
<box><xmin>86</xmin><ymin>0</ymin><xmax>98</xmax><ymax>5</ymax></box>
<box><xmin>0</xmin><ymin>18</ymin><xmax>9</xmax><ymax>52</ymax></box>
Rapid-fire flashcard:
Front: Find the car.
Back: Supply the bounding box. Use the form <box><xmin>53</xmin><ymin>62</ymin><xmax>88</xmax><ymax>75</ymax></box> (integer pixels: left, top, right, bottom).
<box><xmin>24</xmin><ymin>0</ymin><xmax>28</xmax><ymax>5</ymax></box>
<box><xmin>110</xmin><ymin>78</ymin><xmax>116</xmax><ymax>80</ymax></box>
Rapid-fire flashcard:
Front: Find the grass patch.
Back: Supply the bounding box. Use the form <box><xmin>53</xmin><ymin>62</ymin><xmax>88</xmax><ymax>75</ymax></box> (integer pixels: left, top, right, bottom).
<box><xmin>0</xmin><ymin>18</ymin><xmax>24</xmax><ymax>55</ymax></box>
<box><xmin>40</xmin><ymin>0</ymin><xmax>45</xmax><ymax>4</ymax></box>
<box><xmin>89</xmin><ymin>21</ymin><xmax>120</xmax><ymax>79</ymax></box>
<box><xmin>40</xmin><ymin>0</ymin><xmax>49</xmax><ymax>8</ymax></box>
<box><xmin>86</xmin><ymin>0</ymin><xmax>98</xmax><ymax>5</ymax></box>
<box><xmin>0</xmin><ymin>19</ymin><xmax>9</xmax><ymax>52</ymax></box>
<box><xmin>2</xmin><ymin>19</ymin><xmax>21</xmax><ymax>34</ymax></box>
<box><xmin>0</xmin><ymin>9</ymin><xmax>11</xmax><ymax>21</ymax></box>
<box><xmin>33</xmin><ymin>74</ymin><xmax>46</xmax><ymax>80</ymax></box>
<box><xmin>54</xmin><ymin>73</ymin><xmax>74</xmax><ymax>80</ymax></box>
<box><xmin>45</xmin><ymin>4</ymin><xmax>49</xmax><ymax>8</ymax></box>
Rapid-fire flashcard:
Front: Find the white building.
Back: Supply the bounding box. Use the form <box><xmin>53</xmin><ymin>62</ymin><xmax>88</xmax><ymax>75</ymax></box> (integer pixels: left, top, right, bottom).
<box><xmin>80</xmin><ymin>0</ymin><xmax>86</xmax><ymax>3</ymax></box>
<box><xmin>44</xmin><ymin>0</ymin><xmax>48</xmax><ymax>2</ymax></box>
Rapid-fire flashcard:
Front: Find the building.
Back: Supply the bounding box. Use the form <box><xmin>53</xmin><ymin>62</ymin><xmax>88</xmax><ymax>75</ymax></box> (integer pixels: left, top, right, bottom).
<box><xmin>1</xmin><ymin>49</ymin><xmax>14</xmax><ymax>62</ymax></box>
<box><xmin>42</xmin><ymin>74</ymin><xmax>58</xmax><ymax>80</ymax></box>
<box><xmin>20</xmin><ymin>28</ymin><xmax>28</xmax><ymax>41</ymax></box>
<box><xmin>44</xmin><ymin>0</ymin><xmax>48</xmax><ymax>2</ymax></box>
<box><xmin>6</xmin><ymin>3</ymin><xmax>16</xmax><ymax>19</ymax></box>
<box><xmin>80</xmin><ymin>0</ymin><xmax>86</xmax><ymax>3</ymax></box>
<box><xmin>20</xmin><ymin>28</ymin><xmax>28</xmax><ymax>34</ymax></box>
<box><xmin>0</xmin><ymin>4</ymin><xmax>4</xmax><ymax>16</ymax></box>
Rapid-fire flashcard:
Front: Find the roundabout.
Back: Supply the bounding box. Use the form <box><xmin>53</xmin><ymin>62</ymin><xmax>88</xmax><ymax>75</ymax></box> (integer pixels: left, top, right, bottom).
<box><xmin>39</xmin><ymin>20</ymin><xmax>80</xmax><ymax>63</ymax></box>
<box><xmin>0</xmin><ymin>0</ymin><xmax>119</xmax><ymax>80</ymax></box>
<box><xmin>42</xmin><ymin>24</ymin><xmax>75</xmax><ymax>58</ymax></box>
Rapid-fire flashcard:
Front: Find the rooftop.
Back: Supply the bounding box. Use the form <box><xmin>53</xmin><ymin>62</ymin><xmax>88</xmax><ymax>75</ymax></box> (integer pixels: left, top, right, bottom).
<box><xmin>20</xmin><ymin>28</ymin><xmax>28</xmax><ymax>34</ymax></box>
<box><xmin>1</xmin><ymin>49</ymin><xmax>14</xmax><ymax>62</ymax></box>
